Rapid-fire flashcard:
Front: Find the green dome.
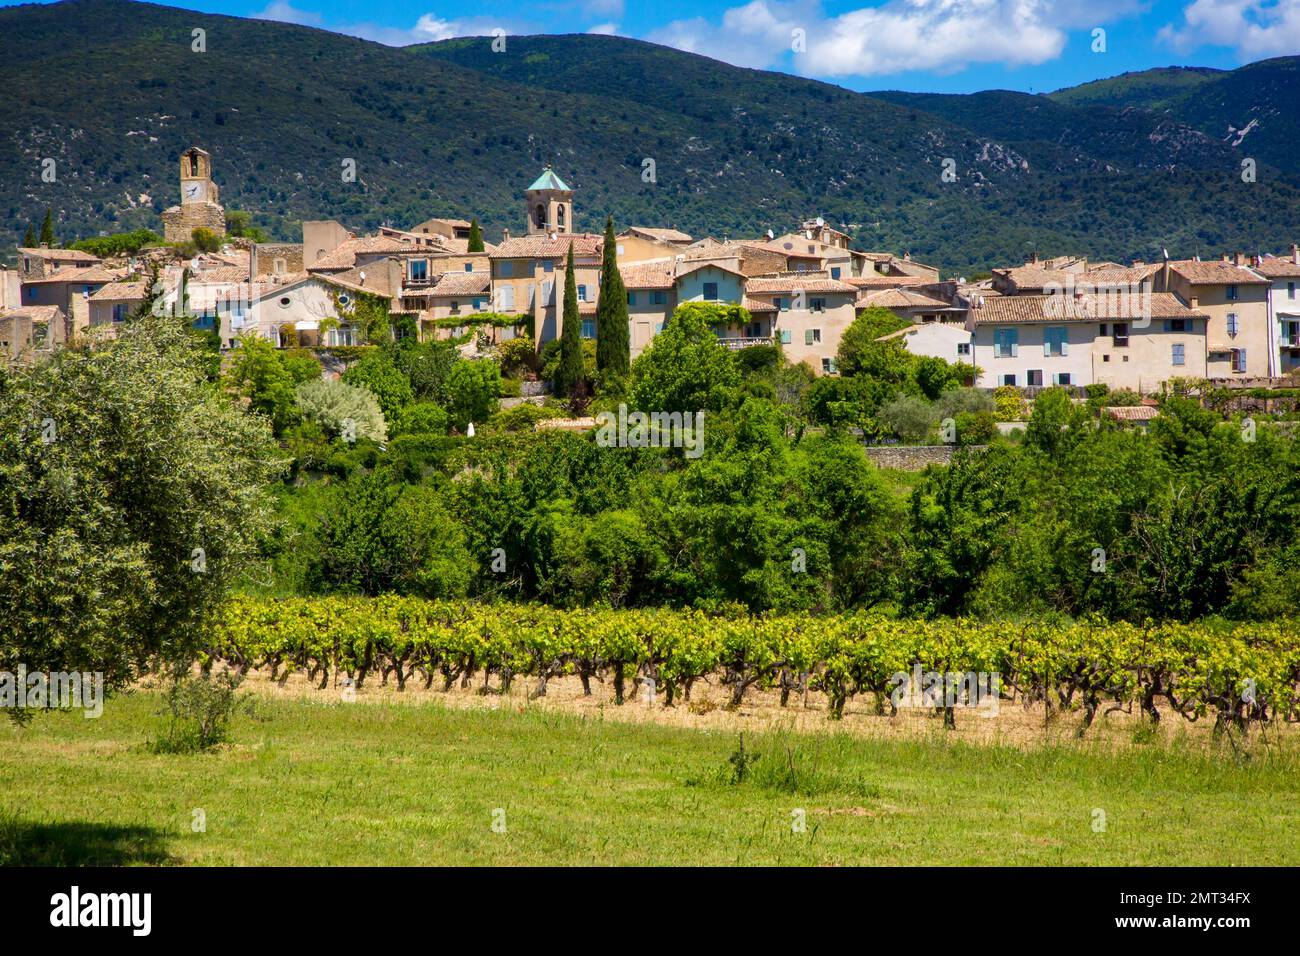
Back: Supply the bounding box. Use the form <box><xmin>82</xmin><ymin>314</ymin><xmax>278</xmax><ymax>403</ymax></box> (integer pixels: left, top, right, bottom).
<box><xmin>527</xmin><ymin>167</ymin><xmax>571</xmax><ymax>192</ymax></box>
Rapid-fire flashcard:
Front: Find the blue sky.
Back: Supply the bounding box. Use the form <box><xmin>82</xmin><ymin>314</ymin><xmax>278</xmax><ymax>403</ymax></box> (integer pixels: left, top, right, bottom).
<box><xmin>14</xmin><ymin>0</ymin><xmax>1300</xmax><ymax>92</ymax></box>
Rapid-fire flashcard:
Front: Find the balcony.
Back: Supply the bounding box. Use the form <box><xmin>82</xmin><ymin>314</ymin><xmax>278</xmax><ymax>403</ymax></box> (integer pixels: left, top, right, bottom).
<box><xmin>718</xmin><ymin>335</ymin><xmax>775</xmax><ymax>350</ymax></box>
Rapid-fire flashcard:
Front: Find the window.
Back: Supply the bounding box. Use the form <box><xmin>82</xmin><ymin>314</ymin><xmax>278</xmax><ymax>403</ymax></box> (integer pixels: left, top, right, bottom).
<box><xmin>1043</xmin><ymin>326</ymin><xmax>1068</xmax><ymax>357</ymax></box>
<box><xmin>1053</xmin><ymin>372</ymin><xmax>1072</xmax><ymax>386</ymax></box>
<box><xmin>779</xmin><ymin>329</ymin><xmax>792</xmax><ymax>345</ymax></box>
<box><xmin>957</xmin><ymin>342</ymin><xmax>971</xmax><ymax>356</ymax></box>
<box><xmin>744</xmin><ymin>322</ymin><xmax>762</xmax><ymax>338</ymax></box>
<box><xmin>472</xmin><ymin>298</ymin><xmax>485</xmax><ymax>311</ymax></box>
<box><xmin>1163</xmin><ymin>318</ymin><xmax>1187</xmax><ymax>332</ymax></box>
<box><xmin>703</xmin><ymin>282</ymin><xmax>719</xmax><ymax>301</ymax></box>
<box><xmin>1283</xmin><ymin>320</ymin><xmax>1300</xmax><ymax>346</ymax></box>
<box><xmin>577</xmin><ymin>284</ymin><xmax>587</xmax><ymax>302</ymax></box>
<box><xmin>627</xmin><ymin>291</ymin><xmax>636</xmax><ymax>306</ymax></box>
<box><xmin>534</xmin><ymin>205</ymin><xmax>546</xmax><ymax>228</ymax></box>
<box><xmin>557</xmin><ymin>206</ymin><xmax>566</xmax><ymax>229</ymax></box>
<box><xmin>776</xmin><ymin>297</ymin><xmax>789</xmax><ymax>311</ymax></box>
<box><xmin>499</xmin><ymin>261</ymin><xmax>513</xmax><ymax>278</ymax></box>
<box><xmin>1288</xmin><ymin>282</ymin><xmax>1296</xmax><ymax>300</ymax></box>
<box><xmin>497</xmin><ymin>285</ymin><xmax>515</xmax><ymax>311</ymax></box>
<box><xmin>1001</xmin><ymin>374</ymin><xmax>1017</xmax><ymax>387</ymax></box>
<box><xmin>651</xmin><ymin>291</ymin><xmax>667</xmax><ymax>305</ymax></box>
<box><xmin>1227</xmin><ymin>284</ymin><xmax>1239</xmax><ymax>301</ymax></box>
<box><xmin>1172</xmin><ymin>343</ymin><xmax>1185</xmax><ymax>366</ymax></box>
<box><xmin>542</xmin><ymin>260</ymin><xmax>554</xmax><ymax>273</ymax></box>
<box><xmin>822</xmin><ymin>357</ymin><xmax>838</xmax><ymax>374</ymax></box>
<box><xmin>112</xmin><ymin>303</ymin><xmax>128</xmax><ymax>322</ymax></box>
<box><xmin>830</xmin><ymin>267</ymin><xmax>841</xmax><ymax>280</ymax></box>
<box><xmin>409</xmin><ymin>260</ymin><xmax>428</xmax><ymax>281</ymax></box>
<box><xmin>1099</xmin><ymin>323</ymin><xmax>1108</xmax><ymax>336</ymax></box>
<box><xmin>1027</xmin><ymin>369</ymin><xmax>1043</xmax><ymax>387</ymax></box>
<box><xmin>1226</xmin><ymin>312</ymin><xmax>1239</xmax><ymax>335</ymax></box>
<box><xmin>1231</xmin><ymin>348</ymin><xmax>1248</xmax><ymax>373</ymax></box>
<box><xmin>338</xmin><ymin>293</ymin><xmax>351</xmax><ymax>306</ymax></box>
<box><xmin>1112</xmin><ymin>322</ymin><xmax>1129</xmax><ymax>347</ymax></box>
<box><xmin>994</xmin><ymin>327</ymin><xmax>1018</xmax><ymax>357</ymax></box>
<box><xmin>278</xmin><ymin>296</ymin><xmax>291</xmax><ymax>309</ymax></box>
<box><xmin>449</xmin><ymin>302</ymin><xmax>461</xmax><ymax>315</ymax></box>
<box><xmin>465</xmin><ymin>262</ymin><xmax>474</xmax><ymax>272</ymax></box>
<box><xmin>810</xmin><ymin>298</ymin><xmax>826</xmax><ymax>312</ymax></box>
<box><xmin>580</xmin><ymin>319</ymin><xmax>595</xmax><ymax>339</ymax></box>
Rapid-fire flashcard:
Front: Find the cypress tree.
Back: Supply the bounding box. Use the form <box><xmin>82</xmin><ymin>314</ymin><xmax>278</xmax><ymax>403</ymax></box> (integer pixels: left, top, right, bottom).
<box><xmin>467</xmin><ymin>218</ymin><xmax>484</xmax><ymax>253</ymax></box>
<box><xmin>39</xmin><ymin>208</ymin><xmax>55</xmax><ymax>246</ymax></box>
<box><xmin>22</xmin><ymin>224</ymin><xmax>36</xmax><ymax>247</ymax></box>
<box><xmin>595</xmin><ymin>216</ymin><xmax>630</xmax><ymax>379</ymax></box>
<box><xmin>556</xmin><ymin>244</ymin><xmax>584</xmax><ymax>397</ymax></box>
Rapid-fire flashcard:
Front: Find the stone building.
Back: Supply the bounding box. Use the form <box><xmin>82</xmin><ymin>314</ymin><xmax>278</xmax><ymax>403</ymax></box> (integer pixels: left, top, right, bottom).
<box><xmin>161</xmin><ymin>146</ymin><xmax>226</xmax><ymax>243</ymax></box>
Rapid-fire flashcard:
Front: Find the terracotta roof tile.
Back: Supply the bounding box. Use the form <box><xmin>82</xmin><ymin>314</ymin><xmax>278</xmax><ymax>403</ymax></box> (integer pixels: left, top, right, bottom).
<box><xmin>429</xmin><ymin>272</ymin><xmax>491</xmax><ymax>296</ymax></box>
<box><xmin>969</xmin><ymin>292</ymin><xmax>1206</xmax><ymax>324</ymax></box>
<box><xmin>490</xmin><ymin>234</ymin><xmax>603</xmax><ymax>260</ymax></box>
<box><xmin>620</xmin><ymin>262</ymin><xmax>676</xmax><ymax>289</ymax></box>
<box><xmin>90</xmin><ymin>281</ymin><xmax>147</xmax><ymax>301</ymax></box>
<box><xmin>1167</xmin><ymin>259</ymin><xmax>1269</xmax><ymax>285</ymax></box>
<box><xmin>744</xmin><ymin>274</ymin><xmax>857</xmax><ymax>294</ymax></box>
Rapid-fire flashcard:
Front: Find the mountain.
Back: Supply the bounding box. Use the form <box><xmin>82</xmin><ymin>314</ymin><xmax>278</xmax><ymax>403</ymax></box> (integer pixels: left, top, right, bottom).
<box><xmin>3</xmin><ymin>0</ymin><xmax>1299</xmax><ymax>275</ymax></box>
<box><xmin>1049</xmin><ymin>58</ymin><xmax>1300</xmax><ymax>182</ymax></box>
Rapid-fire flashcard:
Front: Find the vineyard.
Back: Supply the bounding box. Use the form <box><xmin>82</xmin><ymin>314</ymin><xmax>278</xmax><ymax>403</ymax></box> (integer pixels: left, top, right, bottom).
<box><xmin>212</xmin><ymin>598</ymin><xmax>1300</xmax><ymax>734</ymax></box>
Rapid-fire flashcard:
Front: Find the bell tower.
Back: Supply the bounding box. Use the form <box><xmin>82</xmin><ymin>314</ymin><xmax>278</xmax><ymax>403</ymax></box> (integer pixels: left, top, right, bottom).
<box><xmin>525</xmin><ymin>166</ymin><xmax>574</xmax><ymax>236</ymax></box>
<box><xmin>162</xmin><ymin>145</ymin><xmax>226</xmax><ymax>243</ymax></box>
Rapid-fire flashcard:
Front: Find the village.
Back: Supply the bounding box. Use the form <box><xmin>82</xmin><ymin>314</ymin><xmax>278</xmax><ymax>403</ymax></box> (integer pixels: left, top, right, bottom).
<box><xmin>4</xmin><ymin>145</ymin><xmax>1300</xmax><ymax>400</ymax></box>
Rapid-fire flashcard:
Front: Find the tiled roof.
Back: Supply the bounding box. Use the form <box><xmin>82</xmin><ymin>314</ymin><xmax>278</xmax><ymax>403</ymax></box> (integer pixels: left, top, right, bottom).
<box><xmin>744</xmin><ymin>274</ymin><xmax>857</xmax><ymax>294</ymax></box>
<box><xmin>992</xmin><ymin>267</ymin><xmax>1077</xmax><ymax>291</ymax></box>
<box><xmin>744</xmin><ymin>239</ymin><xmax>824</xmax><ymax>259</ymax></box>
<box><xmin>1105</xmin><ymin>405</ymin><xmax>1160</xmax><ymax>421</ymax></box>
<box><xmin>22</xmin><ymin>265</ymin><xmax>126</xmax><ymax>285</ymax></box>
<box><xmin>1254</xmin><ymin>255</ymin><xmax>1300</xmax><ymax>278</ymax></box>
<box><xmin>318</xmin><ymin>265</ymin><xmax>398</xmax><ymax>299</ymax></box>
<box><xmin>430</xmin><ymin>272</ymin><xmax>491</xmax><ymax>296</ymax></box>
<box><xmin>490</xmin><ymin>234</ymin><xmax>603</xmax><ymax>260</ymax></box>
<box><xmin>1082</xmin><ymin>264</ymin><xmax>1162</xmax><ymax>286</ymax></box>
<box><xmin>845</xmin><ymin>275</ymin><xmax>929</xmax><ymax>289</ymax></box>
<box><xmin>528</xmin><ymin>168</ymin><xmax>572</xmax><ymax>192</ymax></box>
<box><xmin>17</xmin><ymin>247</ymin><xmax>101</xmax><ymax>262</ymax></box>
<box><xmin>676</xmin><ymin>259</ymin><xmax>747</xmax><ymax>280</ymax></box>
<box><xmin>741</xmin><ymin>296</ymin><xmax>778</xmax><ymax>313</ymax></box>
<box><xmin>90</xmin><ymin>281</ymin><xmax>147</xmax><ymax>301</ymax></box>
<box><xmin>859</xmin><ymin>288</ymin><xmax>954</xmax><ymax>309</ymax></box>
<box><xmin>623</xmin><ymin>226</ymin><xmax>693</xmax><ymax>243</ymax></box>
<box><xmin>190</xmin><ymin>266</ymin><xmax>251</xmax><ymax>283</ymax></box>
<box><xmin>620</xmin><ymin>262</ymin><xmax>676</xmax><ymax>289</ymax></box>
<box><xmin>1167</xmin><ymin>259</ymin><xmax>1269</xmax><ymax>285</ymax></box>
<box><xmin>969</xmin><ymin>292</ymin><xmax>1206</xmax><ymax>324</ymax></box>
<box><xmin>1</xmin><ymin>305</ymin><xmax>64</xmax><ymax>322</ymax></box>
<box><xmin>309</xmin><ymin>235</ymin><xmax>416</xmax><ymax>270</ymax></box>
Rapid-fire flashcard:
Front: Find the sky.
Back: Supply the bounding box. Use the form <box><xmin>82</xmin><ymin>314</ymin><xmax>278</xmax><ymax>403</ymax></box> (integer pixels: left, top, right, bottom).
<box><xmin>12</xmin><ymin>0</ymin><xmax>1300</xmax><ymax>92</ymax></box>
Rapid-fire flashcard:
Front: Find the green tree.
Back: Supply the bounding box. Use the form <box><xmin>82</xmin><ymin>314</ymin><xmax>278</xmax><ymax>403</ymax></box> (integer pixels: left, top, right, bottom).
<box><xmin>311</xmin><ymin>471</ymin><xmax>473</xmax><ymax>598</ymax></box>
<box><xmin>0</xmin><ymin>316</ymin><xmax>283</xmax><ymax>694</ymax></box>
<box><xmin>836</xmin><ymin>307</ymin><xmax>912</xmax><ymax>378</ymax></box>
<box><xmin>295</xmin><ymin>378</ymin><xmax>387</xmax><ymax>443</ymax></box>
<box><xmin>191</xmin><ymin>227</ymin><xmax>221</xmax><ymax>253</ymax></box>
<box><xmin>224</xmin><ymin>335</ymin><xmax>312</xmax><ymax>435</ymax></box>
<box><xmin>555</xmin><ymin>245</ymin><xmax>585</xmax><ymax>397</ymax></box>
<box><xmin>22</xmin><ymin>224</ymin><xmax>36</xmax><ymax>247</ymax></box>
<box><xmin>467</xmin><ymin>218</ymin><xmax>484</xmax><ymax>253</ymax></box>
<box><xmin>1025</xmin><ymin>386</ymin><xmax>1079</xmax><ymax>455</ymax></box>
<box><xmin>446</xmin><ymin>359</ymin><xmax>502</xmax><ymax>429</ymax></box>
<box><xmin>630</xmin><ymin>303</ymin><xmax>740</xmax><ymax>413</ymax></box>
<box><xmin>342</xmin><ymin>352</ymin><xmax>414</xmax><ymax>424</ymax></box>
<box><xmin>595</xmin><ymin>216</ymin><xmax>630</xmax><ymax>382</ymax></box>
<box><xmin>39</xmin><ymin>208</ymin><xmax>54</xmax><ymax>247</ymax></box>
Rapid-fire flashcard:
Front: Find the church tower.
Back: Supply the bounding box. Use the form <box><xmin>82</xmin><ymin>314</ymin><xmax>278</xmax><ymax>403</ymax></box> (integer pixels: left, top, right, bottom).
<box><xmin>162</xmin><ymin>146</ymin><xmax>226</xmax><ymax>243</ymax></box>
<box><xmin>525</xmin><ymin>166</ymin><xmax>574</xmax><ymax>236</ymax></box>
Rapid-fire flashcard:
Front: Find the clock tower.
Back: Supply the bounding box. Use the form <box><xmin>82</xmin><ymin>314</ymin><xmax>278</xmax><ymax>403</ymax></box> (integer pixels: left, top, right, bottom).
<box><xmin>162</xmin><ymin>146</ymin><xmax>226</xmax><ymax>243</ymax></box>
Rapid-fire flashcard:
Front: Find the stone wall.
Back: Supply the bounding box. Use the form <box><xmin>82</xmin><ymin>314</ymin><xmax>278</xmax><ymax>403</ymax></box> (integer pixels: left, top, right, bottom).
<box><xmin>863</xmin><ymin>444</ymin><xmax>987</xmax><ymax>470</ymax></box>
<box><xmin>162</xmin><ymin>203</ymin><xmax>227</xmax><ymax>243</ymax></box>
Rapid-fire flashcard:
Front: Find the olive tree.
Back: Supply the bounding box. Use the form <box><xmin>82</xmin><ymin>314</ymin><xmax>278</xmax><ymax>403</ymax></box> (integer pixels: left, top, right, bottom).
<box><xmin>0</xmin><ymin>317</ymin><xmax>284</xmax><ymax>694</ymax></box>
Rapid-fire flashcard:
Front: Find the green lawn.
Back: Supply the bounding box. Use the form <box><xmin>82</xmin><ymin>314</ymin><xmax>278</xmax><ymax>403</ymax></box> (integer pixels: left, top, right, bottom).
<box><xmin>3</xmin><ymin>692</ymin><xmax>1297</xmax><ymax>866</ymax></box>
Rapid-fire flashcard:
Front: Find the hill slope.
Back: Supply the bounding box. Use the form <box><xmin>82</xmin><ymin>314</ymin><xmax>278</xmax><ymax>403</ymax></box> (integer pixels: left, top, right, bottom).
<box><xmin>3</xmin><ymin>0</ymin><xmax>1299</xmax><ymax>273</ymax></box>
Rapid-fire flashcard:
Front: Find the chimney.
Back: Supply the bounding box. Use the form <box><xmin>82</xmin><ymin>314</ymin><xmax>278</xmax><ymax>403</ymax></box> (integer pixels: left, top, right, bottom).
<box><xmin>1234</xmin><ymin>251</ymin><xmax>1244</xmax><ymax>266</ymax></box>
<box><xmin>1221</xmin><ymin>253</ymin><xmax>1230</xmax><ymax>262</ymax></box>
<box><xmin>1291</xmin><ymin>243</ymin><xmax>1299</xmax><ymax>266</ymax></box>
<box><xmin>1028</xmin><ymin>252</ymin><xmax>1039</xmax><ymax>266</ymax></box>
<box><xmin>502</xmin><ymin>228</ymin><xmax>510</xmax><ymax>241</ymax></box>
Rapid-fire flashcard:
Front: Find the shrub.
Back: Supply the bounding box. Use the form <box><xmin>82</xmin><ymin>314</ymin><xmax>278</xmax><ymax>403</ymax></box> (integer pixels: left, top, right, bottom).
<box><xmin>954</xmin><ymin>410</ymin><xmax>997</xmax><ymax>446</ymax></box>
<box><xmin>447</xmin><ymin>359</ymin><xmax>502</xmax><ymax>429</ymax></box>
<box><xmin>295</xmin><ymin>378</ymin><xmax>387</xmax><ymax>443</ymax></box>
<box><xmin>150</xmin><ymin>671</ymin><xmax>248</xmax><ymax>754</ymax></box>
<box><xmin>342</xmin><ymin>352</ymin><xmax>414</xmax><ymax>423</ymax></box>
<box><xmin>937</xmin><ymin>387</ymin><xmax>994</xmax><ymax>419</ymax></box>
<box><xmin>993</xmin><ymin>385</ymin><xmax>1024</xmax><ymax>422</ymax></box>
<box><xmin>877</xmin><ymin>394</ymin><xmax>939</xmax><ymax>442</ymax></box>
<box><xmin>393</xmin><ymin>401</ymin><xmax>448</xmax><ymax>437</ymax></box>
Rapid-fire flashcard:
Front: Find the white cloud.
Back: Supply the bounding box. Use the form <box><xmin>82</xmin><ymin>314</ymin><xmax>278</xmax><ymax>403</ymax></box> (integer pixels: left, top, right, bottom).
<box><xmin>647</xmin><ymin>0</ymin><xmax>1144</xmax><ymax>76</ymax></box>
<box><xmin>252</xmin><ymin>1</ymin><xmax>323</xmax><ymax>27</ymax></box>
<box><xmin>588</xmin><ymin>22</ymin><xmax>622</xmax><ymax>35</ymax></box>
<box><xmin>1159</xmin><ymin>0</ymin><xmax>1300</xmax><ymax>58</ymax></box>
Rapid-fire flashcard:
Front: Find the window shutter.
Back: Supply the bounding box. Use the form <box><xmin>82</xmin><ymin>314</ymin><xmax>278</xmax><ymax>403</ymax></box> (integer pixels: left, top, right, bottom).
<box><xmin>1043</xmin><ymin>337</ymin><xmax>1051</xmax><ymax>357</ymax></box>
<box><xmin>805</xmin><ymin>329</ymin><xmax>814</xmax><ymax>346</ymax></box>
<box><xmin>1239</xmin><ymin>348</ymin><xmax>1247</xmax><ymax>371</ymax></box>
<box><xmin>1010</xmin><ymin>340</ymin><xmax>1018</xmax><ymax>358</ymax></box>
<box><xmin>1060</xmin><ymin>337</ymin><xmax>1068</xmax><ymax>356</ymax></box>
<box><xmin>780</xmin><ymin>329</ymin><xmax>792</xmax><ymax>345</ymax></box>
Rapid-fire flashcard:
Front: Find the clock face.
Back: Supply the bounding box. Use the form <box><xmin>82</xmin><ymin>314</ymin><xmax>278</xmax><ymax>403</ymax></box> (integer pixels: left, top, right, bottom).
<box><xmin>183</xmin><ymin>181</ymin><xmax>205</xmax><ymax>203</ymax></box>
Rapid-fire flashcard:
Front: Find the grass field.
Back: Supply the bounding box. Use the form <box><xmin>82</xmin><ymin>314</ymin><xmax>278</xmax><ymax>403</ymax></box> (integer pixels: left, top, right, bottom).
<box><xmin>2</xmin><ymin>691</ymin><xmax>1298</xmax><ymax>866</ymax></box>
